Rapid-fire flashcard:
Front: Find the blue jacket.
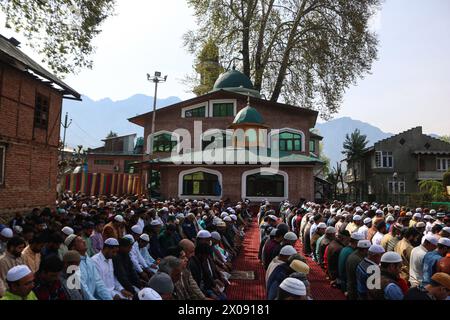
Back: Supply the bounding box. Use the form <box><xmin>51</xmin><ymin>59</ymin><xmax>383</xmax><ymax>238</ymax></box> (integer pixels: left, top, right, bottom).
<box><xmin>422</xmin><ymin>250</ymin><xmax>442</xmax><ymax>285</ymax></box>
<box><xmin>266</xmin><ymin>264</ymin><xmax>289</xmax><ymax>300</ymax></box>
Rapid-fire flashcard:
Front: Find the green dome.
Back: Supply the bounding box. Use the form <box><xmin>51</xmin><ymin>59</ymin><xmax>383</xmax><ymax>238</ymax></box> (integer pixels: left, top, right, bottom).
<box><xmin>213</xmin><ymin>69</ymin><xmax>255</xmax><ymax>90</ymax></box>
<box><xmin>233</xmin><ymin>106</ymin><xmax>264</xmax><ymax>125</ymax></box>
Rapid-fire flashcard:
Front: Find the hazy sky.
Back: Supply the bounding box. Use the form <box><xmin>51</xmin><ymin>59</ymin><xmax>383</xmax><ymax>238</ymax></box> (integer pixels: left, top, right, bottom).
<box><xmin>1</xmin><ymin>0</ymin><xmax>449</xmax><ymax>135</ymax></box>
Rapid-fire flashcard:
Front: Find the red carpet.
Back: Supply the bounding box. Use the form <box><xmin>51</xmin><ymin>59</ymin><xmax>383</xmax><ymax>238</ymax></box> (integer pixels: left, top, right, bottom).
<box><xmin>227</xmin><ymin>222</ymin><xmax>346</xmax><ymax>300</ymax></box>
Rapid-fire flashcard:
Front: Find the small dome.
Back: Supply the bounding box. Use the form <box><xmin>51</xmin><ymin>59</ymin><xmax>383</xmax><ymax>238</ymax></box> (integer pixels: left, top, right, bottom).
<box><xmin>213</xmin><ymin>68</ymin><xmax>255</xmax><ymax>90</ymax></box>
<box><xmin>233</xmin><ymin>105</ymin><xmax>264</xmax><ymax>125</ymax></box>
<box><xmin>212</xmin><ymin>68</ymin><xmax>261</xmax><ymax>98</ymax></box>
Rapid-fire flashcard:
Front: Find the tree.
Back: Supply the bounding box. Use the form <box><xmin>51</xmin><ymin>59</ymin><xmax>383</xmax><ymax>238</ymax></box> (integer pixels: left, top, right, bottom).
<box><xmin>192</xmin><ymin>39</ymin><xmax>224</xmax><ymax>96</ymax></box>
<box><xmin>0</xmin><ymin>0</ymin><xmax>115</xmax><ymax>75</ymax></box>
<box><xmin>184</xmin><ymin>0</ymin><xmax>380</xmax><ymax>119</ymax></box>
<box><xmin>318</xmin><ymin>142</ymin><xmax>330</xmax><ymax>176</ymax></box>
<box><xmin>418</xmin><ymin>180</ymin><xmax>446</xmax><ymax>202</ymax></box>
<box><xmin>106</xmin><ymin>131</ymin><xmax>118</xmax><ymax>138</ymax></box>
<box><xmin>342</xmin><ymin>129</ymin><xmax>369</xmax><ymax>201</ymax></box>
<box><xmin>440</xmin><ymin>135</ymin><xmax>450</xmax><ymax>144</ymax></box>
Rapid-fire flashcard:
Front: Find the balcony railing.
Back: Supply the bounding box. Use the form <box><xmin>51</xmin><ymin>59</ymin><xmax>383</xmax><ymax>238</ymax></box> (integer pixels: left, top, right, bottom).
<box><xmin>417</xmin><ymin>171</ymin><xmax>444</xmax><ymax>180</ymax></box>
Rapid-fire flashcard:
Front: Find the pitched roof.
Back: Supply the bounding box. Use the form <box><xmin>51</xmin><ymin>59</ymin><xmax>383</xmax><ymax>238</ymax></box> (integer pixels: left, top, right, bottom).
<box><xmin>128</xmin><ymin>89</ymin><xmax>318</xmax><ymax>127</ymax></box>
<box><xmin>0</xmin><ymin>35</ymin><xmax>81</xmax><ymax>100</ymax></box>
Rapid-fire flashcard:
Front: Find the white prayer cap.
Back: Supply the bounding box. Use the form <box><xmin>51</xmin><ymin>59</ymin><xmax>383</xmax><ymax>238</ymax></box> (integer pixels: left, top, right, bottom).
<box><xmin>223</xmin><ymin>216</ymin><xmax>232</xmax><ymax>222</ymax></box>
<box><xmin>438</xmin><ymin>237</ymin><xmax>450</xmax><ymax>247</ymax></box>
<box><xmin>280</xmin><ymin>245</ymin><xmax>297</xmax><ymax>256</ymax></box>
<box><xmin>197</xmin><ymin>230</ymin><xmax>211</xmax><ymax>239</ymax></box>
<box><xmin>415</xmin><ymin>207</ymin><xmax>422</xmax><ymax>213</ymax></box>
<box><xmin>220</xmin><ymin>212</ymin><xmax>229</xmax><ymax>218</ymax></box>
<box><xmin>211</xmin><ymin>231</ymin><xmax>221</xmax><ymax>241</ymax></box>
<box><xmin>6</xmin><ymin>265</ymin><xmax>32</xmax><ymax>282</ymax></box>
<box><xmin>351</xmin><ymin>232</ymin><xmax>364</xmax><ymax>241</ymax></box>
<box><xmin>138</xmin><ymin>288</ymin><xmax>162</xmax><ymax>300</ymax></box>
<box><xmin>416</xmin><ymin>222</ymin><xmax>426</xmax><ymax>228</ymax></box>
<box><xmin>123</xmin><ymin>234</ymin><xmax>135</xmax><ymax>244</ymax></box>
<box><xmin>104</xmin><ymin>238</ymin><xmax>119</xmax><ymax>246</ymax></box>
<box><xmin>0</xmin><ymin>227</ymin><xmax>13</xmax><ymax>239</ymax></box>
<box><xmin>429</xmin><ymin>209</ymin><xmax>436</xmax><ymax>214</ymax></box>
<box><xmin>284</xmin><ymin>232</ymin><xmax>298</xmax><ymax>241</ymax></box>
<box><xmin>386</xmin><ymin>215</ymin><xmax>395</xmax><ymax>222</ymax></box>
<box><xmin>131</xmin><ymin>224</ymin><xmax>143</xmax><ymax>235</ymax></box>
<box><xmin>279</xmin><ymin>278</ymin><xmax>306</xmax><ymax>296</ymax></box>
<box><xmin>230</xmin><ymin>214</ymin><xmax>237</xmax><ymax>221</ymax></box>
<box><xmin>325</xmin><ymin>226</ymin><xmax>336</xmax><ymax>234</ymax></box>
<box><xmin>64</xmin><ymin>234</ymin><xmax>78</xmax><ymax>247</ymax></box>
<box><xmin>413</xmin><ymin>212</ymin><xmax>422</xmax><ymax>219</ymax></box>
<box><xmin>443</xmin><ymin>227</ymin><xmax>450</xmax><ymax>233</ymax></box>
<box><xmin>376</xmin><ymin>209</ymin><xmax>384</xmax><ymax>215</ymax></box>
<box><xmin>423</xmin><ymin>215</ymin><xmax>433</xmax><ymax>220</ymax></box>
<box><xmin>14</xmin><ymin>226</ymin><xmax>23</xmax><ymax>234</ymax></box>
<box><xmin>423</xmin><ymin>234</ymin><xmax>438</xmax><ymax>246</ymax></box>
<box><xmin>114</xmin><ymin>215</ymin><xmax>124</xmax><ymax>223</ymax></box>
<box><xmin>368</xmin><ymin>244</ymin><xmax>385</xmax><ymax>254</ymax></box>
<box><xmin>317</xmin><ymin>222</ymin><xmax>327</xmax><ymax>229</ymax></box>
<box><xmin>353</xmin><ymin>215</ymin><xmax>362</xmax><ymax>221</ymax></box>
<box><xmin>381</xmin><ymin>252</ymin><xmax>402</xmax><ymax>263</ymax></box>
<box><xmin>363</xmin><ymin>217</ymin><xmax>372</xmax><ymax>225</ymax></box>
<box><xmin>357</xmin><ymin>240</ymin><xmax>371</xmax><ymax>249</ymax></box>
<box><xmin>129</xmin><ymin>210</ymin><xmax>135</xmax><ymax>216</ymax></box>
<box><xmin>406</xmin><ymin>211</ymin><xmax>413</xmax><ymax>217</ymax></box>
<box><xmin>356</xmin><ymin>208</ymin><xmax>364</xmax><ymax>213</ymax></box>
<box><xmin>336</xmin><ymin>213</ymin><xmax>343</xmax><ymax>218</ymax></box>
<box><xmin>150</xmin><ymin>220</ymin><xmax>162</xmax><ymax>226</ymax></box>
<box><xmin>268</xmin><ymin>215</ymin><xmax>278</xmax><ymax>221</ymax></box>
<box><xmin>61</xmin><ymin>226</ymin><xmax>74</xmax><ymax>236</ymax></box>
<box><xmin>394</xmin><ymin>205</ymin><xmax>400</xmax><ymax>211</ymax></box>
<box><xmin>437</xmin><ymin>212</ymin><xmax>446</xmax><ymax>218</ymax></box>
<box><xmin>140</xmin><ymin>233</ymin><xmax>150</xmax><ymax>242</ymax></box>
<box><xmin>82</xmin><ymin>203</ymin><xmax>87</xmax><ymax>208</ymax></box>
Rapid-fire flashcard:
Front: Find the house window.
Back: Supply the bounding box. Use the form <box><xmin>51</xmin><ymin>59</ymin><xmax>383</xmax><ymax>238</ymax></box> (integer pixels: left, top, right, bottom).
<box><xmin>94</xmin><ymin>159</ymin><xmax>114</xmax><ymax>165</ymax></box>
<box><xmin>184</xmin><ymin>106</ymin><xmax>206</xmax><ymax>118</ymax></box>
<box><xmin>437</xmin><ymin>158</ymin><xmax>450</xmax><ymax>171</ymax></box>
<box><xmin>202</xmin><ymin>133</ymin><xmax>230</xmax><ymax>150</ymax></box>
<box><xmin>182</xmin><ymin>171</ymin><xmax>221</xmax><ymax>196</ymax></box>
<box><xmin>375</xmin><ymin>151</ymin><xmax>393</xmax><ymax>168</ymax></box>
<box><xmin>388</xmin><ymin>180</ymin><xmax>405</xmax><ymax>194</ymax></box>
<box><xmin>34</xmin><ymin>93</ymin><xmax>49</xmax><ymax>129</ymax></box>
<box><xmin>0</xmin><ymin>145</ymin><xmax>5</xmax><ymax>186</ymax></box>
<box><xmin>153</xmin><ymin>133</ymin><xmax>177</xmax><ymax>152</ymax></box>
<box><xmin>279</xmin><ymin>132</ymin><xmax>302</xmax><ymax>151</ymax></box>
<box><xmin>246</xmin><ymin>173</ymin><xmax>285</xmax><ymax>197</ymax></box>
<box><xmin>212</xmin><ymin>103</ymin><xmax>234</xmax><ymax>117</ymax></box>
<box><xmin>124</xmin><ymin>160</ymin><xmax>136</xmax><ymax>173</ymax></box>
<box><xmin>309</xmin><ymin>140</ymin><xmax>315</xmax><ymax>153</ymax></box>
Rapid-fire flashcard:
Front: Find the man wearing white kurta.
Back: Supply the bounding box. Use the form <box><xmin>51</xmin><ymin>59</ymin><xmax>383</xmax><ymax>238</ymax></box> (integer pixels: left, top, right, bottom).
<box><xmin>409</xmin><ymin>234</ymin><xmax>438</xmax><ymax>287</ymax></box>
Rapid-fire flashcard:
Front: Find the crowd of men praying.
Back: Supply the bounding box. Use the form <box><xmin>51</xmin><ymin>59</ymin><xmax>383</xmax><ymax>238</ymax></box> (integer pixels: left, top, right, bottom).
<box><xmin>0</xmin><ymin>193</ymin><xmax>251</xmax><ymax>300</ymax></box>
<box><xmin>0</xmin><ymin>193</ymin><xmax>449</xmax><ymax>300</ymax></box>
<box><xmin>260</xmin><ymin>200</ymin><xmax>450</xmax><ymax>300</ymax></box>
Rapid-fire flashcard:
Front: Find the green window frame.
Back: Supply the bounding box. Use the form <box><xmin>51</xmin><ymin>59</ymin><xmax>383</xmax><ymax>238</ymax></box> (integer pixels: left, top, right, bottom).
<box><xmin>212</xmin><ymin>103</ymin><xmax>234</xmax><ymax>117</ymax></box>
<box><xmin>153</xmin><ymin>133</ymin><xmax>177</xmax><ymax>152</ymax></box>
<box><xmin>309</xmin><ymin>140</ymin><xmax>315</xmax><ymax>153</ymax></box>
<box><xmin>246</xmin><ymin>173</ymin><xmax>284</xmax><ymax>197</ymax></box>
<box><xmin>279</xmin><ymin>132</ymin><xmax>302</xmax><ymax>151</ymax></box>
<box><xmin>184</xmin><ymin>106</ymin><xmax>206</xmax><ymax>118</ymax></box>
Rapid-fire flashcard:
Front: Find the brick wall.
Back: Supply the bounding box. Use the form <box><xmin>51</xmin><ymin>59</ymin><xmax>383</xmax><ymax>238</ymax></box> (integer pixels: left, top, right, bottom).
<box><xmin>0</xmin><ymin>63</ymin><xmax>62</xmax><ymax>218</ymax></box>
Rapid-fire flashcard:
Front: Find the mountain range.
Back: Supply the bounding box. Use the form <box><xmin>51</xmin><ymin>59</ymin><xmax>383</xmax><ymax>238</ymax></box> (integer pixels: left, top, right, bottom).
<box><xmin>63</xmin><ymin>94</ymin><xmax>436</xmax><ymax>167</ymax></box>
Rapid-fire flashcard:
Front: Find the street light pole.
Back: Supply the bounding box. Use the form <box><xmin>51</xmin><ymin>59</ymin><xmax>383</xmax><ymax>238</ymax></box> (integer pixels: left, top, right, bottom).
<box><xmin>61</xmin><ymin>112</ymin><xmax>72</xmax><ymax>161</ymax></box>
<box><xmin>147</xmin><ymin>72</ymin><xmax>168</xmax><ymax>151</ymax></box>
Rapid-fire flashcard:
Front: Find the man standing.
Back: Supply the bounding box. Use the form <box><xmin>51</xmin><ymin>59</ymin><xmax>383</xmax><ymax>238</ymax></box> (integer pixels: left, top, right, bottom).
<box><xmin>368</xmin><ymin>252</ymin><xmax>405</xmax><ymax>300</ymax></box>
<box><xmin>311</xmin><ymin>222</ymin><xmax>326</xmax><ymax>262</ymax></box>
<box><xmin>326</xmin><ymin>230</ymin><xmax>350</xmax><ymax>287</ymax></box>
<box><xmin>317</xmin><ymin>227</ymin><xmax>335</xmax><ymax>268</ymax></box>
<box><xmin>92</xmin><ymin>238</ymin><xmax>134</xmax><ymax>300</ymax></box>
<box><xmin>346</xmin><ymin>215</ymin><xmax>362</xmax><ymax>234</ymax></box>
<box><xmin>346</xmin><ymin>240</ymin><xmax>370</xmax><ymax>300</ymax></box>
<box><xmin>409</xmin><ymin>234</ymin><xmax>438</xmax><ymax>287</ymax></box>
<box><xmin>0</xmin><ymin>236</ymin><xmax>26</xmax><ymax>290</ymax></box>
<box><xmin>1</xmin><ymin>265</ymin><xmax>37</xmax><ymax>300</ymax></box>
<box><xmin>422</xmin><ymin>237</ymin><xmax>450</xmax><ymax>285</ymax></box>
<box><xmin>338</xmin><ymin>232</ymin><xmax>362</xmax><ymax>292</ymax></box>
<box><xmin>394</xmin><ymin>227</ymin><xmax>420</xmax><ymax>281</ymax></box>
<box><xmin>356</xmin><ymin>244</ymin><xmax>385</xmax><ymax>300</ymax></box>
<box><xmin>371</xmin><ymin>221</ymin><xmax>387</xmax><ymax>246</ymax></box>
<box><xmin>359</xmin><ymin>218</ymin><xmax>372</xmax><ymax>240</ymax></box>
<box><xmin>21</xmin><ymin>233</ymin><xmax>45</xmax><ymax>273</ymax></box>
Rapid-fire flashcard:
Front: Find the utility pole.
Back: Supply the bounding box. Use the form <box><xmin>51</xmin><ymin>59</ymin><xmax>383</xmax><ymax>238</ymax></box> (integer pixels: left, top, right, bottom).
<box><xmin>61</xmin><ymin>112</ymin><xmax>72</xmax><ymax>161</ymax></box>
<box><xmin>147</xmin><ymin>71</ymin><xmax>168</xmax><ymax>152</ymax></box>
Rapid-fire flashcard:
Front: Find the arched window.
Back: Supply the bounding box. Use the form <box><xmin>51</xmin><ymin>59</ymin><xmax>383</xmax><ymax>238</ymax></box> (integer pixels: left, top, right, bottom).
<box><xmin>246</xmin><ymin>173</ymin><xmax>285</xmax><ymax>197</ymax></box>
<box><xmin>279</xmin><ymin>132</ymin><xmax>302</xmax><ymax>151</ymax></box>
<box><xmin>182</xmin><ymin>171</ymin><xmax>221</xmax><ymax>196</ymax></box>
<box><xmin>152</xmin><ymin>133</ymin><xmax>177</xmax><ymax>152</ymax></box>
